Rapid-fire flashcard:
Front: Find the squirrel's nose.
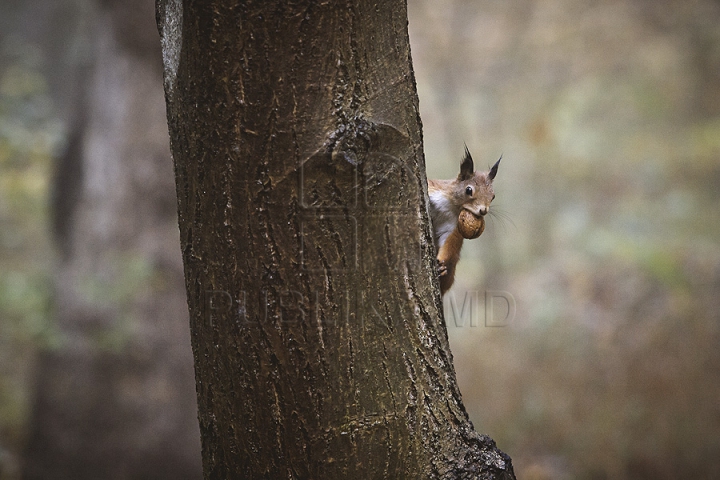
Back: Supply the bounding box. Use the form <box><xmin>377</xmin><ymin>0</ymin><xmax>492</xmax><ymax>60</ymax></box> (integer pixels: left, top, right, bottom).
<box><xmin>477</xmin><ymin>205</ymin><xmax>488</xmax><ymax>216</ymax></box>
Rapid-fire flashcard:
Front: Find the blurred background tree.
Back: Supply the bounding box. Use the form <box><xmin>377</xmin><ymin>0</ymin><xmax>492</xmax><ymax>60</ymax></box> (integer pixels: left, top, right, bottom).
<box><xmin>0</xmin><ymin>0</ymin><xmax>718</xmax><ymax>479</ymax></box>
<box><xmin>1</xmin><ymin>0</ymin><xmax>200</xmax><ymax>478</ymax></box>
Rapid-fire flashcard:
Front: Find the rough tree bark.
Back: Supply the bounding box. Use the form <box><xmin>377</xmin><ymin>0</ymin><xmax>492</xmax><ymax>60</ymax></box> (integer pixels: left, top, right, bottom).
<box><xmin>157</xmin><ymin>1</ymin><xmax>515</xmax><ymax>478</ymax></box>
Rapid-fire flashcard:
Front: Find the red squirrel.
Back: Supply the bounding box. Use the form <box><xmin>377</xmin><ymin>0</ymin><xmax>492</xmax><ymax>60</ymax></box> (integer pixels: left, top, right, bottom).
<box><xmin>428</xmin><ymin>147</ymin><xmax>500</xmax><ymax>295</ymax></box>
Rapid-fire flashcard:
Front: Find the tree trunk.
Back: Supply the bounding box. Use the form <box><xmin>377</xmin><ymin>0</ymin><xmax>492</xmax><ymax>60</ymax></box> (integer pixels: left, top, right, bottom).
<box><xmin>157</xmin><ymin>1</ymin><xmax>515</xmax><ymax>478</ymax></box>
<box><xmin>23</xmin><ymin>1</ymin><xmax>201</xmax><ymax>478</ymax></box>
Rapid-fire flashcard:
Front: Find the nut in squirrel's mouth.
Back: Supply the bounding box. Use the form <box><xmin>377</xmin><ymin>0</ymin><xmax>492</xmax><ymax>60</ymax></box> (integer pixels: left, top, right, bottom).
<box><xmin>463</xmin><ymin>207</ymin><xmax>485</xmax><ymax>219</ymax></box>
<box><xmin>458</xmin><ymin>208</ymin><xmax>485</xmax><ymax>239</ymax></box>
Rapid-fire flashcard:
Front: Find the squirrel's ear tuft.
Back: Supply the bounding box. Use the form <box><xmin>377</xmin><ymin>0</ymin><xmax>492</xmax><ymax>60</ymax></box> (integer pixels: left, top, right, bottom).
<box><xmin>489</xmin><ymin>154</ymin><xmax>501</xmax><ymax>181</ymax></box>
<box><xmin>458</xmin><ymin>144</ymin><xmax>474</xmax><ymax>180</ymax></box>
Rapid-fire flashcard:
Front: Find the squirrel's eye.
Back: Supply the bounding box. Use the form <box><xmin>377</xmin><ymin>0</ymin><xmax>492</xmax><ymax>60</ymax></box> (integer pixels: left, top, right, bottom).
<box><xmin>465</xmin><ymin>186</ymin><xmax>473</xmax><ymax>196</ymax></box>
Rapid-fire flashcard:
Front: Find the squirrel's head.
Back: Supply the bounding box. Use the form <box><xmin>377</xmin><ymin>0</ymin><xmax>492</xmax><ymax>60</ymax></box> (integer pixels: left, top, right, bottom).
<box><xmin>454</xmin><ymin>146</ymin><xmax>500</xmax><ymax>218</ymax></box>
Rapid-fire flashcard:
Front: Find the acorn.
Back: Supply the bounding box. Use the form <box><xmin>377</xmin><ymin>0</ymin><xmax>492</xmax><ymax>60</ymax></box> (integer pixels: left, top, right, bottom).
<box><xmin>457</xmin><ymin>209</ymin><xmax>485</xmax><ymax>239</ymax></box>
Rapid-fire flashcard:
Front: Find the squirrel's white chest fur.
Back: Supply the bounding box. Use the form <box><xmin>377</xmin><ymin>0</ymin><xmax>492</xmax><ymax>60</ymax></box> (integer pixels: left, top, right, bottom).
<box><xmin>428</xmin><ymin>189</ymin><xmax>459</xmax><ymax>250</ymax></box>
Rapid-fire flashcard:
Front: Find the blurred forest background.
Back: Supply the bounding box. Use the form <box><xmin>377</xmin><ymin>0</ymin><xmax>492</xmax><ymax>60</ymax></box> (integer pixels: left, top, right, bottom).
<box><xmin>0</xmin><ymin>0</ymin><xmax>719</xmax><ymax>479</ymax></box>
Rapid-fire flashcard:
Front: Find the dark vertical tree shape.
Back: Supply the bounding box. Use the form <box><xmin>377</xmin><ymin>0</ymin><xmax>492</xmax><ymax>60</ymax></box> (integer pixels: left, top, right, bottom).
<box><xmin>157</xmin><ymin>1</ymin><xmax>515</xmax><ymax>478</ymax></box>
<box><xmin>24</xmin><ymin>1</ymin><xmax>201</xmax><ymax>478</ymax></box>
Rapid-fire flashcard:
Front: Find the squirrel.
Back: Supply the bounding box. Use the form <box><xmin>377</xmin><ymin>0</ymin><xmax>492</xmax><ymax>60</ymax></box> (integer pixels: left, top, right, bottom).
<box><xmin>428</xmin><ymin>146</ymin><xmax>500</xmax><ymax>295</ymax></box>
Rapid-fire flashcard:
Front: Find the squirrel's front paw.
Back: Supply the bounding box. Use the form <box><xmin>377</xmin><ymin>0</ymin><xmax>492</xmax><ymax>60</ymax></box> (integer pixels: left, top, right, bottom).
<box><xmin>437</xmin><ymin>259</ymin><xmax>448</xmax><ymax>277</ymax></box>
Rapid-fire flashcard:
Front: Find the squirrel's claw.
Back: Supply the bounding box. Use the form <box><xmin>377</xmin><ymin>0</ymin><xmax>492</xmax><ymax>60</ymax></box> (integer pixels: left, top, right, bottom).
<box><xmin>437</xmin><ymin>259</ymin><xmax>448</xmax><ymax>277</ymax></box>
